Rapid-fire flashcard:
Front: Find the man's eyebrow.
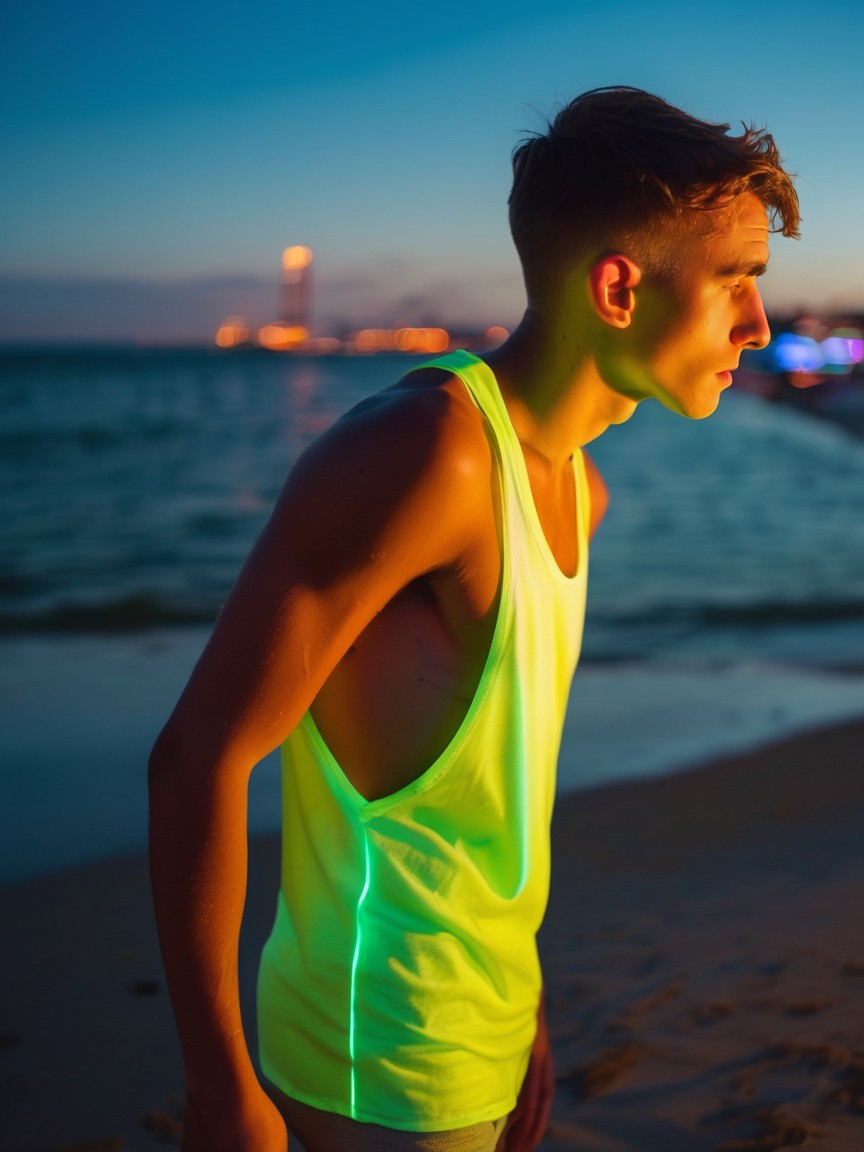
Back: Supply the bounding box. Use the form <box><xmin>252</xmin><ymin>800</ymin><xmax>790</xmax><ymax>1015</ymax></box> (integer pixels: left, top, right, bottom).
<box><xmin>715</xmin><ymin>260</ymin><xmax>769</xmax><ymax>279</ymax></box>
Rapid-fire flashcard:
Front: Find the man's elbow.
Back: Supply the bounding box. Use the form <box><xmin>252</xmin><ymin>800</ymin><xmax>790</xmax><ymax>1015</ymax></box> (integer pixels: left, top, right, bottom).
<box><xmin>147</xmin><ymin>722</ymin><xmax>209</xmax><ymax>810</ymax></box>
<box><xmin>148</xmin><ymin>719</ymin><xmax>254</xmax><ymax>804</ymax></box>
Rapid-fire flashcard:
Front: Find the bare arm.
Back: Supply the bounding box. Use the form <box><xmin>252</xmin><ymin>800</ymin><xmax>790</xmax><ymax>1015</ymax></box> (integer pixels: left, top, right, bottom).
<box><xmin>148</xmin><ymin>383</ymin><xmax>489</xmax><ymax>1148</ymax></box>
<box><xmin>500</xmin><ymin>988</ymin><xmax>554</xmax><ymax>1151</ymax></box>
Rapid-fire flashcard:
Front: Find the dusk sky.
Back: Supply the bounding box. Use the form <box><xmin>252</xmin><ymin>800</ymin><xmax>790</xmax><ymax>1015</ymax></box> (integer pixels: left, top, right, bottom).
<box><xmin>2</xmin><ymin>0</ymin><xmax>863</xmax><ymax>343</ymax></box>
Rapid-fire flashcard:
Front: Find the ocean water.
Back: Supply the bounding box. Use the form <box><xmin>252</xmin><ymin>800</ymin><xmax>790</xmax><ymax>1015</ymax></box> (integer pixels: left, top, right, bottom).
<box><xmin>3</xmin><ymin>346</ymin><xmax>864</xmax><ymax>665</ymax></box>
<box><xmin>2</xmin><ymin>347</ymin><xmax>864</xmax><ymax>881</ymax></box>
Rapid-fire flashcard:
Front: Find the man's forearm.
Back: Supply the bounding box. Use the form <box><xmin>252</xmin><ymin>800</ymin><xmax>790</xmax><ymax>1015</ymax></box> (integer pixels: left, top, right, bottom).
<box><xmin>148</xmin><ymin>738</ymin><xmax>260</xmax><ymax>1110</ymax></box>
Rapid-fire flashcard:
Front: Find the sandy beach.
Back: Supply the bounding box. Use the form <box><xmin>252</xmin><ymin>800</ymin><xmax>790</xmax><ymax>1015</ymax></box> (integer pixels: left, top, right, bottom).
<box><xmin>2</xmin><ymin>716</ymin><xmax>863</xmax><ymax>1152</ymax></box>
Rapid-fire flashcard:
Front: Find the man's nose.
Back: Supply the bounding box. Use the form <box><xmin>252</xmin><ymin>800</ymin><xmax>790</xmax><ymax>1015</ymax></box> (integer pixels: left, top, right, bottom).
<box><xmin>733</xmin><ymin>286</ymin><xmax>771</xmax><ymax>350</ymax></box>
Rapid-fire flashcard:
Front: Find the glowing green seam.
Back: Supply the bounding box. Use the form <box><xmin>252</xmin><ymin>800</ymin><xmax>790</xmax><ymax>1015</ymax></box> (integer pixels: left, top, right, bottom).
<box><xmin>519</xmin><ymin>734</ymin><xmax>530</xmax><ymax>894</ymax></box>
<box><xmin>348</xmin><ymin>828</ymin><xmax>371</xmax><ymax>1117</ymax></box>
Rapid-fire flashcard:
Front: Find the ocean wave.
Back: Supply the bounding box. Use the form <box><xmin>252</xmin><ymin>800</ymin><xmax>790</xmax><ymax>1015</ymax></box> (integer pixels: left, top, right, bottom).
<box><xmin>0</xmin><ymin>594</ymin><xmax>220</xmax><ymax>634</ymax></box>
<box><xmin>0</xmin><ymin>420</ymin><xmax>194</xmax><ymax>452</ymax></box>
<box><xmin>2</xmin><ymin>592</ymin><xmax>864</xmax><ymax>638</ymax></box>
<box><xmin>3</xmin><ymin>350</ymin><xmax>863</xmax><ymax>667</ymax></box>
<box><xmin>590</xmin><ymin>599</ymin><xmax>864</xmax><ymax>627</ymax></box>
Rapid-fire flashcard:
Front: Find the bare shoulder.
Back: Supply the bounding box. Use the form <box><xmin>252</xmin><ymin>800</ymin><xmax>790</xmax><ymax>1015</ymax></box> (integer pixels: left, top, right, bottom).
<box><xmin>152</xmin><ymin>367</ymin><xmax>495</xmax><ymax>768</ymax></box>
<box><xmin>296</xmin><ymin>366</ymin><xmax>490</xmax><ymax>483</ymax></box>
<box><xmin>270</xmin><ymin>366</ymin><xmax>494</xmax><ymax>582</ymax></box>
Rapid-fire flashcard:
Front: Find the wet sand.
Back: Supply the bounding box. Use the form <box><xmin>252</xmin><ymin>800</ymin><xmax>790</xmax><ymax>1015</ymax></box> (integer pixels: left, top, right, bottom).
<box><xmin>2</xmin><ymin>717</ymin><xmax>863</xmax><ymax>1151</ymax></box>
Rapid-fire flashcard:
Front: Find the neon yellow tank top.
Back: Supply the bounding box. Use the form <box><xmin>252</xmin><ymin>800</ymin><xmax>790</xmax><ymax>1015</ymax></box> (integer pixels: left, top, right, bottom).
<box><xmin>258</xmin><ymin>350</ymin><xmax>590</xmax><ymax>1130</ymax></box>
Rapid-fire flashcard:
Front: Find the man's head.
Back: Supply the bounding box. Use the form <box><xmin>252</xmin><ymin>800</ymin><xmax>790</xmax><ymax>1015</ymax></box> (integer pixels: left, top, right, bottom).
<box><xmin>508</xmin><ymin>86</ymin><xmax>799</xmax><ymax>298</ymax></box>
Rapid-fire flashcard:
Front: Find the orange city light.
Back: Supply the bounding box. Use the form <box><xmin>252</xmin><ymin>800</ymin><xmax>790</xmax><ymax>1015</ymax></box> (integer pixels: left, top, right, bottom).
<box><xmin>395</xmin><ymin>327</ymin><xmax>449</xmax><ymax>353</ymax></box>
<box><xmin>282</xmin><ymin>245</ymin><xmax>313</xmax><ymax>274</ymax></box>
<box><xmin>257</xmin><ymin>322</ymin><xmax>309</xmax><ymax>351</ymax></box>
<box><xmin>484</xmin><ymin>326</ymin><xmax>509</xmax><ymax>348</ymax></box>
<box><xmin>214</xmin><ymin>316</ymin><xmax>250</xmax><ymax>348</ymax></box>
<box><xmin>350</xmin><ymin>327</ymin><xmax>450</xmax><ymax>354</ymax></box>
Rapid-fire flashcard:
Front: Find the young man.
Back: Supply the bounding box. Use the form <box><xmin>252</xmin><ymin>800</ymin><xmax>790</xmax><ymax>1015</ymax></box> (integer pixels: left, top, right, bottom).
<box><xmin>149</xmin><ymin>87</ymin><xmax>799</xmax><ymax>1152</ymax></box>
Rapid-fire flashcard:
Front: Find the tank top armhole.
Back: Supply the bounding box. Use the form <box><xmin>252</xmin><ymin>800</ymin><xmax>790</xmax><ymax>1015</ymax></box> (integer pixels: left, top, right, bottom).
<box><xmin>573</xmin><ymin>447</ymin><xmax>591</xmax><ymax>552</ymax></box>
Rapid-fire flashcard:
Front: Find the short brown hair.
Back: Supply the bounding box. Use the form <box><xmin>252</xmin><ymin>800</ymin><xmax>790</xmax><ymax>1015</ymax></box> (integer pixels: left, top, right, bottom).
<box><xmin>509</xmin><ymin>86</ymin><xmax>799</xmax><ymax>289</ymax></box>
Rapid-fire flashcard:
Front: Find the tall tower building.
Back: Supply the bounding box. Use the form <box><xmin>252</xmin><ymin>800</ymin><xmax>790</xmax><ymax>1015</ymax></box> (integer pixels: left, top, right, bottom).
<box><xmin>280</xmin><ymin>245</ymin><xmax>313</xmax><ymax>332</ymax></box>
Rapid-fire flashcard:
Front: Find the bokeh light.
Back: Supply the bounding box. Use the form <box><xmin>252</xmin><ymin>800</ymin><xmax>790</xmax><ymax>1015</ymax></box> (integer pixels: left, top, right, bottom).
<box><xmin>214</xmin><ymin>316</ymin><xmax>250</xmax><ymax>348</ymax></box>
<box><xmin>282</xmin><ymin>246</ymin><xmax>314</xmax><ymax>273</ymax></box>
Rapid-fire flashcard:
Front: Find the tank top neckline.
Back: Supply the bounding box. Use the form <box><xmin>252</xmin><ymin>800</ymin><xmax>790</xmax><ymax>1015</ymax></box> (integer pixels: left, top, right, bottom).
<box><xmin>422</xmin><ymin>350</ymin><xmax>588</xmax><ymax>585</ymax></box>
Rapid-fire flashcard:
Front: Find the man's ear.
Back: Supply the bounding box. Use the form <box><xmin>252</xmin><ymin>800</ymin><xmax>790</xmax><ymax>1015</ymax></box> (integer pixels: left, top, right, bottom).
<box><xmin>589</xmin><ymin>254</ymin><xmax>642</xmax><ymax>328</ymax></box>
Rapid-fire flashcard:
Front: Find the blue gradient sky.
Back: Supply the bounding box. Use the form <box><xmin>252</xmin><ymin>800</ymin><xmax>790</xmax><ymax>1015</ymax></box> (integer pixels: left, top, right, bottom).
<box><xmin>2</xmin><ymin>0</ymin><xmax>863</xmax><ymax>342</ymax></box>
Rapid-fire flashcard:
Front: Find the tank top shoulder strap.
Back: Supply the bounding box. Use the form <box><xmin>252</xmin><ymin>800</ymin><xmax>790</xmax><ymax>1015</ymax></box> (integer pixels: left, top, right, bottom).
<box><xmin>409</xmin><ymin>350</ymin><xmax>590</xmax><ymax>582</ymax></box>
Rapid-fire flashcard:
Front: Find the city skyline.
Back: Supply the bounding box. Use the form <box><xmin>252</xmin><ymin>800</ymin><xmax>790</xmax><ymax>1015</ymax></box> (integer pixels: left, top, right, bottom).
<box><xmin>2</xmin><ymin>0</ymin><xmax>863</xmax><ymax>343</ymax></box>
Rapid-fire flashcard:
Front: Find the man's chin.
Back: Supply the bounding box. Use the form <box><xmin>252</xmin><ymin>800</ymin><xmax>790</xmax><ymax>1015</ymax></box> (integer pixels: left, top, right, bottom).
<box><xmin>657</xmin><ymin>391</ymin><xmax>723</xmax><ymax>421</ymax></box>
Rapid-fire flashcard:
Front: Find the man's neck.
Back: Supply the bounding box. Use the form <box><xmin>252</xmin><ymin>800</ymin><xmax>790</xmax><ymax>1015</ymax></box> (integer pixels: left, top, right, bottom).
<box><xmin>482</xmin><ymin>309</ymin><xmax>638</xmax><ymax>461</ymax></box>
